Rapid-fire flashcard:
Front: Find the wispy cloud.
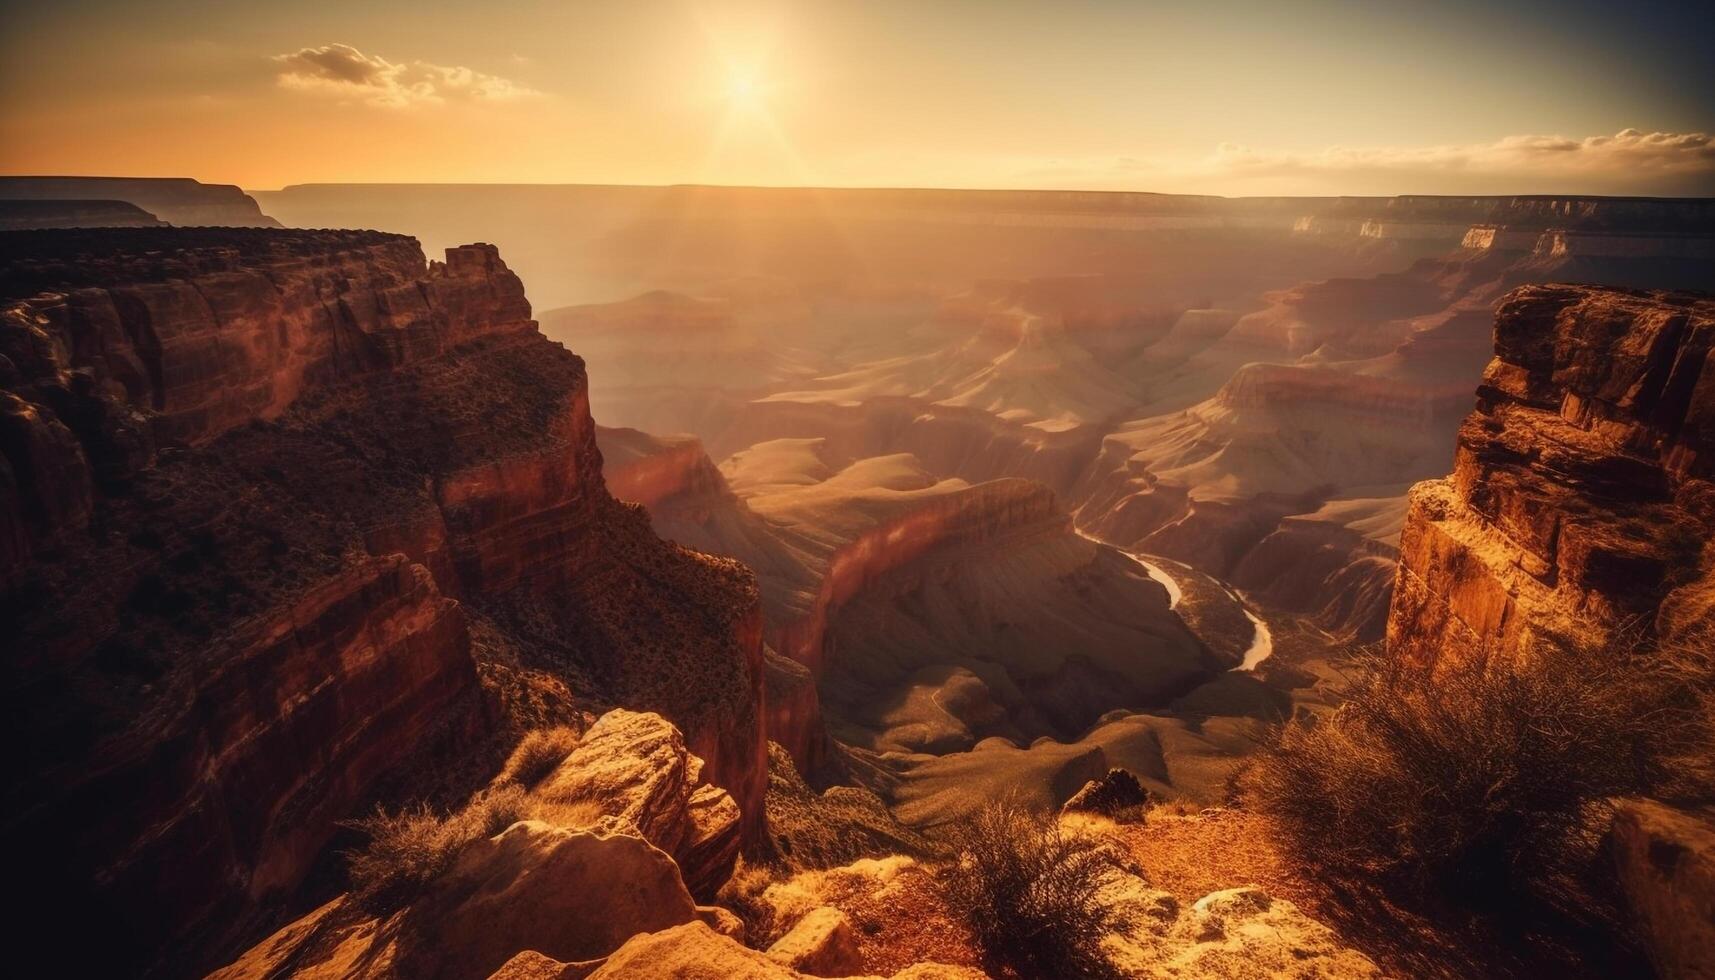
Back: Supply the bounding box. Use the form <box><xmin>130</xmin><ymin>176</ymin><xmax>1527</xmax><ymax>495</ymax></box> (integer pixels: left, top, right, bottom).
<box><xmin>1007</xmin><ymin>130</ymin><xmax>1715</xmax><ymax>195</ymax></box>
<box><xmin>274</xmin><ymin>43</ymin><xmax>539</xmax><ymax>109</ymax></box>
<box><xmin>1210</xmin><ymin>130</ymin><xmax>1715</xmax><ymax>184</ymax></box>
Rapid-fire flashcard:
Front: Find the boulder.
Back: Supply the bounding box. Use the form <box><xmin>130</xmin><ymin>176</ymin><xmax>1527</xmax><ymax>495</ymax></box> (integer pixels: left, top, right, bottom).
<box><xmin>532</xmin><ymin>709</ymin><xmax>742</xmax><ymax>895</ymax></box>
<box><xmin>1060</xmin><ymin>768</ymin><xmax>1153</xmax><ymax>818</ymax></box>
<box><xmin>1611</xmin><ymin>799</ymin><xmax>1715</xmax><ymax>980</ymax></box>
<box><xmin>766</xmin><ymin>906</ymin><xmax>865</xmax><ymax>977</ymax></box>
<box><xmin>212</xmin><ymin>821</ymin><xmax>700</xmax><ymax>980</ymax></box>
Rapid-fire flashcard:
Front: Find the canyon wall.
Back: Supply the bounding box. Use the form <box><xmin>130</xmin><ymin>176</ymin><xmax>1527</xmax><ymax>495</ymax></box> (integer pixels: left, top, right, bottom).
<box><xmin>0</xmin><ymin>230</ymin><xmax>765</xmax><ymax>976</ymax></box>
<box><xmin>1383</xmin><ymin>283</ymin><xmax>1715</xmax><ymax>976</ymax></box>
<box><xmin>0</xmin><ymin>177</ymin><xmax>280</xmax><ymax>227</ymax></box>
<box><xmin>0</xmin><ymin>199</ymin><xmax>166</xmax><ymax>230</ymax></box>
<box><xmin>1388</xmin><ymin>284</ymin><xmax>1715</xmax><ymax>662</ymax></box>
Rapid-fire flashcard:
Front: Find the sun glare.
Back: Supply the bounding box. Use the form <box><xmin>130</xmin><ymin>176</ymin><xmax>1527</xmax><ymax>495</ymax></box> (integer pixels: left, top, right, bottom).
<box><xmin>727</xmin><ymin>74</ymin><xmax>761</xmax><ymax>105</ymax></box>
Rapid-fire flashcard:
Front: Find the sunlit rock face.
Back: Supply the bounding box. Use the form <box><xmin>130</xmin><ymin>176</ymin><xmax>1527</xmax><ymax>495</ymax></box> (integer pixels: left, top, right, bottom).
<box><xmin>0</xmin><ymin>229</ymin><xmax>766</xmax><ymax>977</ymax></box>
<box><xmin>1388</xmin><ymin>284</ymin><xmax>1715</xmax><ymax>664</ymax></box>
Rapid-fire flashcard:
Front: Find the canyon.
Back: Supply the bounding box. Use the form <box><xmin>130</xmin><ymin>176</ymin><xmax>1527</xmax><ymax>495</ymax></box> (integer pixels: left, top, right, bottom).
<box><xmin>4</xmin><ymin>186</ymin><xmax>1713</xmax><ymax>978</ymax></box>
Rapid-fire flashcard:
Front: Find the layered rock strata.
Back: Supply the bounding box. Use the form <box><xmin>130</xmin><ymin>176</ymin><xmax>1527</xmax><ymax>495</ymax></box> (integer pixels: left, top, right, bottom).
<box><xmin>1</xmin><ymin>230</ymin><xmax>765</xmax><ymax>976</ymax></box>
<box><xmin>1387</xmin><ymin>285</ymin><xmax>1715</xmax><ymax>662</ymax></box>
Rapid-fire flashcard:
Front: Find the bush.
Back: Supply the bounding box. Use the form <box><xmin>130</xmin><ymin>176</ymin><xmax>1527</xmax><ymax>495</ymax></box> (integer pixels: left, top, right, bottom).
<box><xmin>1248</xmin><ymin>630</ymin><xmax>1715</xmax><ymax>900</ymax></box>
<box><xmin>495</xmin><ymin>726</ymin><xmax>582</xmax><ymax>789</ymax></box>
<box><xmin>345</xmin><ymin>785</ymin><xmax>535</xmax><ymax>912</ymax></box>
<box><xmin>937</xmin><ymin>798</ymin><xmax>1133</xmax><ymax>980</ymax></box>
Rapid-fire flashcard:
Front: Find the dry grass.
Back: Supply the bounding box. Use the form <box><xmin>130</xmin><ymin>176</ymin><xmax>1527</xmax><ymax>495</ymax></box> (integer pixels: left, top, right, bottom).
<box><xmin>493</xmin><ymin>725</ymin><xmax>582</xmax><ymax>789</ymax></box>
<box><xmin>345</xmin><ymin>784</ymin><xmax>532</xmax><ymax>912</ymax></box>
<box><xmin>1248</xmin><ymin>629</ymin><xmax>1715</xmax><ymax>902</ymax></box>
<box><xmin>936</xmin><ymin>798</ymin><xmax>1135</xmax><ymax>980</ymax></box>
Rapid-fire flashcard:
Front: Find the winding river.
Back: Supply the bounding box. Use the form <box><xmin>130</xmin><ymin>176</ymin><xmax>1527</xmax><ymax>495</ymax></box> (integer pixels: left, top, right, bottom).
<box><xmin>1080</xmin><ymin>530</ymin><xmax>1273</xmax><ymax>671</ymax></box>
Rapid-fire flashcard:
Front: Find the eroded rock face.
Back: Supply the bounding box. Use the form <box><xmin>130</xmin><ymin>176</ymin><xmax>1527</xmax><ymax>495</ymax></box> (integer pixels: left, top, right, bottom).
<box><xmin>530</xmin><ymin>709</ymin><xmax>741</xmax><ymax>897</ymax></box>
<box><xmin>1388</xmin><ymin>285</ymin><xmax>1715</xmax><ymax>664</ymax></box>
<box><xmin>1</xmin><ymin>230</ymin><xmax>767</xmax><ymax>976</ymax></box>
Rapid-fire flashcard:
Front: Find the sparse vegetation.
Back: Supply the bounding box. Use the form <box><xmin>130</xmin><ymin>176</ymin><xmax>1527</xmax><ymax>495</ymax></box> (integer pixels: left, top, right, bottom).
<box><xmin>494</xmin><ymin>725</ymin><xmax>582</xmax><ymax>789</ymax></box>
<box><xmin>345</xmin><ymin>784</ymin><xmax>532</xmax><ymax>912</ymax></box>
<box><xmin>1248</xmin><ymin>629</ymin><xmax>1715</xmax><ymax>903</ymax></box>
<box><xmin>936</xmin><ymin>797</ymin><xmax>1135</xmax><ymax>980</ymax></box>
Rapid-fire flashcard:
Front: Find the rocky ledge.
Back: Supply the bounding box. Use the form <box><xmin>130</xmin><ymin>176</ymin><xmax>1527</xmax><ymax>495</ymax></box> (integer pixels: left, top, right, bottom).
<box><xmin>0</xmin><ymin>229</ymin><xmax>766</xmax><ymax>976</ymax></box>
<box><xmin>1387</xmin><ymin>283</ymin><xmax>1715</xmax><ymax>663</ymax></box>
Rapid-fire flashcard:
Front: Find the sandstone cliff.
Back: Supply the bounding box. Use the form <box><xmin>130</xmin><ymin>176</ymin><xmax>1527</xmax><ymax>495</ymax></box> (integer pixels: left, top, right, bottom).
<box><xmin>1388</xmin><ymin>284</ymin><xmax>1715</xmax><ymax>662</ymax></box>
<box><xmin>0</xmin><ymin>229</ymin><xmax>765</xmax><ymax>976</ymax></box>
<box><xmin>1383</xmin><ymin>283</ymin><xmax>1715</xmax><ymax>976</ymax></box>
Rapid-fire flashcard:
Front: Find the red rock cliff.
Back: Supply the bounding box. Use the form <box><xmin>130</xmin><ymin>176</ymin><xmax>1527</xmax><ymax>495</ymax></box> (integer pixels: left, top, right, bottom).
<box><xmin>0</xmin><ymin>229</ymin><xmax>765</xmax><ymax>976</ymax></box>
<box><xmin>1388</xmin><ymin>284</ymin><xmax>1715</xmax><ymax>663</ymax></box>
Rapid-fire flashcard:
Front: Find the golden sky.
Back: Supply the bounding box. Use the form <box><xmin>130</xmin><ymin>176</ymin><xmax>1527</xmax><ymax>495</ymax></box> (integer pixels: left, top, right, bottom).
<box><xmin>3</xmin><ymin>0</ymin><xmax>1712</xmax><ymax>195</ymax></box>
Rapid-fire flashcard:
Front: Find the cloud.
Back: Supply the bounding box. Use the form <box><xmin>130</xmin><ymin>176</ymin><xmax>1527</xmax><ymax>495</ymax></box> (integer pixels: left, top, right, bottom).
<box><xmin>1208</xmin><ymin>129</ymin><xmax>1715</xmax><ymax>188</ymax></box>
<box><xmin>274</xmin><ymin>43</ymin><xmax>539</xmax><ymax>109</ymax></box>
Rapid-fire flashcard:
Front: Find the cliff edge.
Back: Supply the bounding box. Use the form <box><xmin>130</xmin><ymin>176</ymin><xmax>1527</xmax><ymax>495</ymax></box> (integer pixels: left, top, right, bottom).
<box><xmin>0</xmin><ymin>229</ymin><xmax>765</xmax><ymax>976</ymax></box>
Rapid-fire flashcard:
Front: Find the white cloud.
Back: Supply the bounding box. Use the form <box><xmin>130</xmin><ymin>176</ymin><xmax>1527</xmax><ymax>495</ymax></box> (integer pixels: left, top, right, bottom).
<box><xmin>274</xmin><ymin>43</ymin><xmax>539</xmax><ymax>109</ymax></box>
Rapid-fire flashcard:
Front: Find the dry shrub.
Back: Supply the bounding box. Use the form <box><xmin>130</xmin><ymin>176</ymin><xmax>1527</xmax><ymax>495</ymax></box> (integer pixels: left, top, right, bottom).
<box><xmin>937</xmin><ymin>798</ymin><xmax>1133</xmax><ymax>980</ymax></box>
<box><xmin>346</xmin><ymin>784</ymin><xmax>534</xmax><ymax>912</ymax></box>
<box><xmin>494</xmin><ymin>725</ymin><xmax>582</xmax><ymax>789</ymax></box>
<box><xmin>1248</xmin><ymin>629</ymin><xmax>1715</xmax><ymax>901</ymax></box>
<box><xmin>715</xmin><ymin>859</ymin><xmax>783</xmax><ymax>947</ymax></box>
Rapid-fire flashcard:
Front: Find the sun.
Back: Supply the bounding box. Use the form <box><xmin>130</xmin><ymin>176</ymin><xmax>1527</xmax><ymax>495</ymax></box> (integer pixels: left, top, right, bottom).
<box><xmin>726</xmin><ymin>74</ymin><xmax>762</xmax><ymax>106</ymax></box>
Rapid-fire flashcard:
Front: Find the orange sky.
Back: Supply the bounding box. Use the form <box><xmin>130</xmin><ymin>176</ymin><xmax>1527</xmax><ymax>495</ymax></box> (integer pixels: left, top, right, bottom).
<box><xmin>2</xmin><ymin>0</ymin><xmax>1712</xmax><ymax>195</ymax></box>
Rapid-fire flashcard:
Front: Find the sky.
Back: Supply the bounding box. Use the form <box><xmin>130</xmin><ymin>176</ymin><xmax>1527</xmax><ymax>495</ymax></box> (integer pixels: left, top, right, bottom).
<box><xmin>2</xmin><ymin>0</ymin><xmax>1712</xmax><ymax>196</ymax></box>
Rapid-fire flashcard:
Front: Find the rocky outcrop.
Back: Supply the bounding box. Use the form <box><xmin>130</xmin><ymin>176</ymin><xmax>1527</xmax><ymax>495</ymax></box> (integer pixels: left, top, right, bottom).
<box><xmin>212</xmin><ymin>821</ymin><xmax>704</xmax><ymax>980</ymax></box>
<box><xmin>1060</xmin><ymin>768</ymin><xmax>1153</xmax><ymax>817</ymax></box>
<box><xmin>0</xmin><ymin>176</ymin><xmax>279</xmax><ymax>226</ymax></box>
<box><xmin>1388</xmin><ymin>285</ymin><xmax>1715</xmax><ymax>664</ymax></box>
<box><xmin>1610</xmin><ymin>799</ymin><xmax>1715</xmax><ymax>980</ymax></box>
<box><xmin>2</xmin><ymin>230</ymin><xmax>767</xmax><ymax>977</ymax></box>
<box><xmin>766</xmin><ymin>906</ymin><xmax>866</xmax><ymax>976</ymax></box>
<box><xmin>527</xmin><ymin>710</ymin><xmax>741</xmax><ymax>897</ymax></box>
<box><xmin>1101</xmin><ymin>884</ymin><xmax>1381</xmax><ymax>978</ymax></box>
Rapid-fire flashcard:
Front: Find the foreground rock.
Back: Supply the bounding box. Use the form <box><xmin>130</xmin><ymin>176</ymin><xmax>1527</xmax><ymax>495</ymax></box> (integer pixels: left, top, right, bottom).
<box><xmin>491</xmin><ymin>921</ymin><xmax>987</xmax><ymax>980</ymax></box>
<box><xmin>1611</xmin><ymin>799</ymin><xmax>1715</xmax><ymax>980</ymax></box>
<box><xmin>1102</xmin><ymin>884</ymin><xmax>1381</xmax><ymax>979</ymax></box>
<box><xmin>212</xmin><ymin>821</ymin><xmax>703</xmax><ymax>980</ymax></box>
<box><xmin>766</xmin><ymin>906</ymin><xmax>865</xmax><ymax>976</ymax></box>
<box><xmin>513</xmin><ymin>709</ymin><xmax>741</xmax><ymax>897</ymax></box>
